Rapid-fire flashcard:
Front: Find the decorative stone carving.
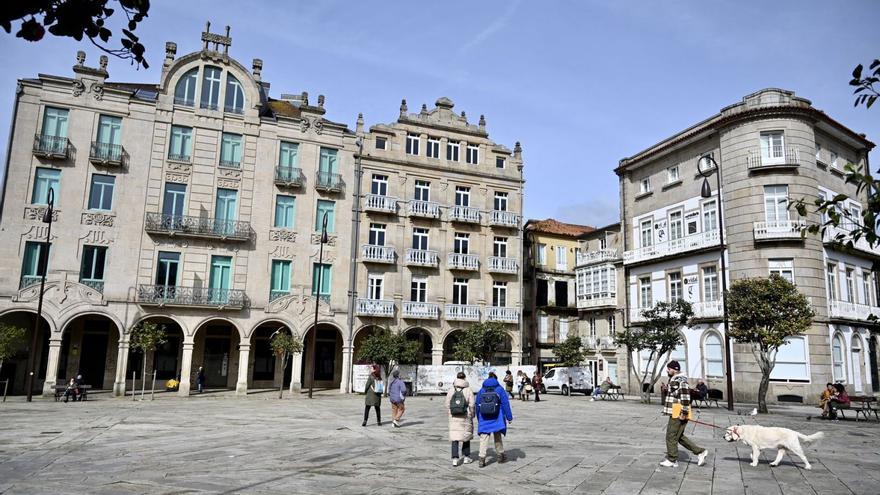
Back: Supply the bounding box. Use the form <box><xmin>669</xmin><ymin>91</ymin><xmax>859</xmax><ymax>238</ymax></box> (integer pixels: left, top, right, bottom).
<box><xmin>219</xmin><ymin>168</ymin><xmax>241</xmax><ymax>179</ymax></box>
<box><xmin>217</xmin><ymin>178</ymin><xmax>239</xmax><ymax>189</ymax></box>
<box><xmin>99</xmin><ymin>55</ymin><xmax>108</xmax><ymax>71</ymax></box>
<box><xmin>164</xmin><ymin>42</ymin><xmax>177</xmax><ymax>67</ymax></box>
<box><xmin>22</xmin><ymin>225</ymin><xmax>56</xmax><ymax>242</ymax></box>
<box><xmin>317</xmin><ymin>94</ymin><xmax>324</xmax><ymax>108</ymax></box>
<box><xmin>269</xmin><ymin>245</ymin><xmax>294</xmax><ymax>260</ymax></box>
<box><xmin>440</xmin><ymin>182</ymin><xmax>449</xmax><ymax>191</ymax></box>
<box><xmin>167</xmin><ymin>162</ymin><xmax>192</xmax><ymax>173</ymax></box>
<box><xmin>314</xmin><ymin>119</ymin><xmax>324</xmax><ymax>135</ymax></box>
<box><xmin>76</xmin><ymin>50</ymin><xmax>86</xmax><ymax>66</ymax></box>
<box><xmin>252</xmin><ymin>58</ymin><xmax>263</xmax><ymax>80</ymax></box>
<box><xmin>14</xmin><ymin>280</ymin><xmax>105</xmax><ymax>306</ymax></box>
<box><xmin>72</xmin><ymin>79</ymin><xmax>86</xmax><ymax>97</ymax></box>
<box><xmin>202</xmin><ymin>22</ymin><xmax>232</xmax><ymax>55</ymax></box>
<box><xmin>300</xmin><ymin>117</ymin><xmax>311</xmax><ymax>133</ymax></box>
<box><xmin>81</xmin><ymin>212</ymin><xmax>115</xmax><ymax>227</ymax></box>
<box><xmin>310</xmin><ymin>232</ymin><xmax>338</xmax><ymax>246</ymax></box>
<box><xmin>266</xmin><ymin>293</ymin><xmax>332</xmax><ymax>316</ymax></box>
<box><xmin>80</xmin><ymin>229</ymin><xmax>112</xmax><ymax>245</ymax></box>
<box><xmin>153</xmin><ymin>239</ymin><xmax>189</xmax><ymax>248</ymax></box>
<box><xmin>165</xmin><ymin>172</ymin><xmax>189</xmax><ymax>183</ymax></box>
<box><xmin>24</xmin><ymin>206</ymin><xmax>59</xmax><ymax>222</ymax></box>
<box><xmin>309</xmin><ymin>245</ymin><xmax>336</xmax><ymax>263</ymax></box>
<box><xmin>91</xmin><ymin>81</ymin><xmax>104</xmax><ymax>101</ymax></box>
<box><xmin>269</xmin><ymin>229</ymin><xmax>297</xmax><ymax>243</ymax></box>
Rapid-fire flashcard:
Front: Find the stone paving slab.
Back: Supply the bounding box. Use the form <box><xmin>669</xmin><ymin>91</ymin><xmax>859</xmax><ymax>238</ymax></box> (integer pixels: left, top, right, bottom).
<box><xmin>0</xmin><ymin>392</ymin><xmax>878</xmax><ymax>494</ymax></box>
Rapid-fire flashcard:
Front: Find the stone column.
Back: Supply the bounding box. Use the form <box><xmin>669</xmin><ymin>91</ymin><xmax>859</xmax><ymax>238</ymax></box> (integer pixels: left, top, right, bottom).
<box><xmin>41</xmin><ymin>339</ymin><xmax>63</xmax><ymax>397</ymax></box>
<box><xmin>510</xmin><ymin>347</ymin><xmax>523</xmax><ymax>366</ymax></box>
<box><xmin>289</xmin><ymin>352</ymin><xmax>303</xmax><ymax>394</ymax></box>
<box><xmin>431</xmin><ymin>346</ymin><xmax>444</xmax><ymax>366</ymax></box>
<box><xmin>113</xmin><ymin>341</ymin><xmax>130</xmax><ymax>397</ymax></box>
<box><xmin>236</xmin><ymin>344</ymin><xmax>250</xmax><ymax>395</ymax></box>
<box><xmin>178</xmin><ymin>342</ymin><xmax>194</xmax><ymax>397</ymax></box>
<box><xmin>340</xmin><ymin>345</ymin><xmax>352</xmax><ymax>393</ymax></box>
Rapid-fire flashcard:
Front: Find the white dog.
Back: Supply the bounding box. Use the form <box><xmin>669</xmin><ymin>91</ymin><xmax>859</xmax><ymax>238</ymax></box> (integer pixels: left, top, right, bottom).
<box><xmin>723</xmin><ymin>425</ymin><xmax>824</xmax><ymax>470</ymax></box>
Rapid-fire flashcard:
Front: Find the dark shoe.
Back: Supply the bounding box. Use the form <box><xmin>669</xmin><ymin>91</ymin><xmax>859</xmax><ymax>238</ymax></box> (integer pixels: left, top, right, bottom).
<box><xmin>499</xmin><ymin>453</ymin><xmax>508</xmax><ymax>464</ymax></box>
<box><xmin>377</xmin><ymin>422</ymin><xmax>382</xmax><ymax>426</ymax></box>
<box><xmin>362</xmin><ymin>421</ymin><xmax>367</xmax><ymax>427</ymax></box>
<box><xmin>479</xmin><ymin>457</ymin><xmax>486</xmax><ymax>468</ymax></box>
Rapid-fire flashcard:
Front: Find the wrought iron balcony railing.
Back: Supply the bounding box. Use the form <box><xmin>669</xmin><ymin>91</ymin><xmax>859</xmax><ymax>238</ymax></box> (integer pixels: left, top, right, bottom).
<box><xmin>137</xmin><ymin>284</ymin><xmax>247</xmax><ymax>309</ymax></box>
<box><xmin>747</xmin><ymin>146</ymin><xmax>800</xmax><ymax>169</ymax></box>
<box><xmin>79</xmin><ymin>279</ymin><xmax>105</xmax><ymax>293</ymax></box>
<box><xmin>315</xmin><ymin>171</ymin><xmax>345</xmax><ymax>192</ymax></box>
<box><xmin>33</xmin><ymin>134</ymin><xmax>70</xmax><ymax>159</ymax></box>
<box><xmin>274</xmin><ymin>166</ymin><xmax>305</xmax><ymax>187</ymax></box>
<box><xmin>167</xmin><ymin>152</ymin><xmax>191</xmax><ymax>163</ymax></box>
<box><xmin>219</xmin><ymin>159</ymin><xmax>241</xmax><ymax>169</ymax></box>
<box><xmin>269</xmin><ymin>290</ymin><xmax>290</xmax><ymax>302</ymax></box>
<box><xmin>753</xmin><ymin>220</ymin><xmax>806</xmax><ymax>241</ymax></box>
<box><xmin>20</xmin><ymin>275</ymin><xmax>42</xmax><ymax>290</ymax></box>
<box><xmin>144</xmin><ymin>213</ymin><xmax>252</xmax><ymax>241</ymax></box>
<box><xmin>89</xmin><ymin>142</ymin><xmax>125</xmax><ymax>165</ymax></box>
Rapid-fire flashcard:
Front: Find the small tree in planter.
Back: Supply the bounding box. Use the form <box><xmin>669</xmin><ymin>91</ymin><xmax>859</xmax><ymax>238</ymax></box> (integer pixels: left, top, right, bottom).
<box><xmin>616</xmin><ymin>300</ymin><xmax>693</xmax><ymax>403</ymax></box>
<box><xmin>0</xmin><ymin>323</ymin><xmax>26</xmax><ymax>379</ymax></box>
<box><xmin>356</xmin><ymin>327</ymin><xmax>420</xmax><ymax>386</ymax></box>
<box><xmin>129</xmin><ymin>321</ymin><xmax>167</xmax><ymax>397</ymax></box>
<box><xmin>553</xmin><ymin>334</ymin><xmax>585</xmax><ymax>367</ymax></box>
<box><xmin>452</xmin><ymin>321</ymin><xmax>508</xmax><ymax>365</ymax></box>
<box><xmin>270</xmin><ymin>329</ymin><xmax>303</xmax><ymax>399</ymax></box>
<box><xmin>727</xmin><ymin>275</ymin><xmax>814</xmax><ymax>414</ymax></box>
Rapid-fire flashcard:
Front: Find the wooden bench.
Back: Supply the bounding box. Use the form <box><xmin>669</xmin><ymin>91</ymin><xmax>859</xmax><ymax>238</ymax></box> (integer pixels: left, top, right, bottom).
<box><xmin>598</xmin><ymin>385</ymin><xmax>624</xmax><ymax>401</ymax></box>
<box><xmin>839</xmin><ymin>396</ymin><xmax>878</xmax><ymax>421</ymax></box>
<box><xmin>54</xmin><ymin>383</ymin><xmax>91</xmax><ymax>402</ymax></box>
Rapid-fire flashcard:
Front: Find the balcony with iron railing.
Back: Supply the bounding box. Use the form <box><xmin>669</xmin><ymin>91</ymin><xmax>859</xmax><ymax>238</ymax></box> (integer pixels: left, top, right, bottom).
<box><xmin>274</xmin><ymin>166</ymin><xmax>305</xmax><ymax>187</ymax></box>
<box><xmin>167</xmin><ymin>152</ymin><xmax>191</xmax><ymax>163</ymax></box>
<box><xmin>490</xmin><ymin>210</ymin><xmax>519</xmax><ymax>228</ymax></box>
<box><xmin>89</xmin><ymin>142</ymin><xmax>125</xmax><ymax>166</ymax></box>
<box><xmin>269</xmin><ymin>290</ymin><xmax>290</xmax><ymax>302</ymax></box>
<box><xmin>33</xmin><ymin>134</ymin><xmax>70</xmax><ymax>159</ymax></box>
<box><xmin>79</xmin><ymin>279</ymin><xmax>105</xmax><ymax>293</ymax></box>
<box><xmin>828</xmin><ymin>299</ymin><xmax>880</xmax><ymax>322</ymax></box>
<box><xmin>219</xmin><ymin>158</ymin><xmax>241</xmax><ymax>169</ymax></box>
<box><xmin>402</xmin><ymin>301</ymin><xmax>440</xmax><ymax>319</ymax></box>
<box><xmin>144</xmin><ymin>213</ymin><xmax>252</xmax><ymax>241</ymax></box>
<box><xmin>448</xmin><ymin>253</ymin><xmax>479</xmax><ymax>271</ymax></box>
<box><xmin>487</xmin><ymin>256</ymin><xmax>518</xmax><ymax>274</ymax></box>
<box><xmin>753</xmin><ymin>220</ymin><xmax>806</xmax><ymax>241</ymax></box>
<box><xmin>315</xmin><ymin>171</ymin><xmax>345</xmax><ymax>192</ymax></box>
<box><xmin>20</xmin><ymin>275</ymin><xmax>42</xmax><ymax>290</ymax></box>
<box><xmin>824</xmin><ymin>224</ymin><xmax>880</xmax><ymax>257</ymax></box>
<box><xmin>356</xmin><ymin>298</ymin><xmax>395</xmax><ymax>317</ymax></box>
<box><xmin>408</xmin><ymin>200</ymin><xmax>441</xmax><ymax>219</ymax></box>
<box><xmin>747</xmin><ymin>146</ymin><xmax>800</xmax><ymax>170</ymax></box>
<box><xmin>445</xmin><ymin>304</ymin><xmax>480</xmax><ymax>321</ymax></box>
<box><xmin>364</xmin><ymin>194</ymin><xmax>398</xmax><ymax>214</ymax></box>
<box><xmin>576</xmin><ymin>294</ymin><xmax>617</xmax><ymax>310</ymax></box>
<box><xmin>623</xmin><ymin>229</ymin><xmax>720</xmax><ymax>265</ymax></box>
<box><xmin>486</xmin><ymin>306</ymin><xmax>519</xmax><ymax>323</ymax></box>
<box><xmin>137</xmin><ymin>284</ymin><xmax>247</xmax><ymax>309</ymax></box>
<box><xmin>405</xmin><ymin>248</ymin><xmax>439</xmax><ymax>268</ymax></box>
<box><xmin>361</xmin><ymin>245</ymin><xmax>396</xmax><ymax>263</ymax></box>
<box><xmin>576</xmin><ymin>249</ymin><xmax>619</xmax><ymax>267</ymax></box>
<box><xmin>449</xmin><ymin>205</ymin><xmax>481</xmax><ymax>224</ymax></box>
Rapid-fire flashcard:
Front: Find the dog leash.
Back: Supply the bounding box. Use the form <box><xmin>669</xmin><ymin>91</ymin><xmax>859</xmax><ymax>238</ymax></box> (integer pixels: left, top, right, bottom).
<box><xmin>689</xmin><ymin>419</ymin><xmax>724</xmax><ymax>429</ymax></box>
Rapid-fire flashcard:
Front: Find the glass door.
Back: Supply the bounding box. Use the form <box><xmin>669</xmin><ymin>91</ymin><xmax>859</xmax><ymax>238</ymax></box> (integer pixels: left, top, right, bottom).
<box><xmin>209</xmin><ymin>255</ymin><xmax>232</xmax><ymax>304</ymax></box>
<box><xmin>162</xmin><ymin>183</ymin><xmax>187</xmax><ymax>229</ymax></box>
<box><xmin>214</xmin><ymin>188</ymin><xmax>238</xmax><ymax>235</ymax></box>
<box><xmin>42</xmin><ymin>107</ymin><xmax>69</xmax><ymax>153</ymax></box>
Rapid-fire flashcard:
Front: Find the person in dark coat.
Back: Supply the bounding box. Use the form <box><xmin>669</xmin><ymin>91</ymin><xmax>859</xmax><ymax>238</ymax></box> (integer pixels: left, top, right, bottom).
<box><xmin>476</xmin><ymin>373</ymin><xmax>514</xmax><ymax>467</ymax></box>
<box><xmin>362</xmin><ymin>365</ymin><xmax>383</xmax><ymax>426</ymax></box>
<box><xmin>196</xmin><ymin>366</ymin><xmax>205</xmax><ymax>393</ymax></box>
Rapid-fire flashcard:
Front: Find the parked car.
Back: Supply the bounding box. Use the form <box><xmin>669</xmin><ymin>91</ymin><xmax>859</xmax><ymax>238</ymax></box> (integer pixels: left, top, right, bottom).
<box><xmin>541</xmin><ymin>367</ymin><xmax>593</xmax><ymax>396</ymax></box>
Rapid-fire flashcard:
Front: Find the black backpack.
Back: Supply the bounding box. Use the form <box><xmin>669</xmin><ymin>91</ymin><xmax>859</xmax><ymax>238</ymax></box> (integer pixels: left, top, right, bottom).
<box><xmin>479</xmin><ymin>387</ymin><xmax>501</xmax><ymax>417</ymax></box>
<box><xmin>449</xmin><ymin>387</ymin><xmax>468</xmax><ymax>416</ymax></box>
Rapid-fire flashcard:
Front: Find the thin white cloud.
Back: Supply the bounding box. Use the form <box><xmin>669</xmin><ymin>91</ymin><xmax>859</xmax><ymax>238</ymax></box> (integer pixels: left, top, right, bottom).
<box><xmin>552</xmin><ymin>198</ymin><xmax>620</xmax><ymax>229</ymax></box>
<box><xmin>459</xmin><ymin>0</ymin><xmax>521</xmax><ymax>55</ymax></box>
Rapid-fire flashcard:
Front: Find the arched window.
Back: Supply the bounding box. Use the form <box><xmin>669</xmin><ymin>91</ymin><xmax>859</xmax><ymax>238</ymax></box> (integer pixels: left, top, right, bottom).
<box><xmin>704</xmin><ymin>332</ymin><xmax>723</xmax><ymax>378</ymax></box>
<box><xmin>832</xmin><ymin>333</ymin><xmax>845</xmax><ymax>382</ymax></box>
<box><xmin>669</xmin><ymin>338</ymin><xmax>687</xmax><ymax>375</ymax></box>
<box><xmin>851</xmin><ymin>334</ymin><xmax>864</xmax><ymax>391</ymax></box>
<box><xmin>225</xmin><ymin>73</ymin><xmax>245</xmax><ymax>114</ymax></box>
<box><xmin>200</xmin><ymin>66</ymin><xmax>222</xmax><ymax>110</ymax></box>
<box><xmin>174</xmin><ymin>68</ymin><xmax>198</xmax><ymax>106</ymax></box>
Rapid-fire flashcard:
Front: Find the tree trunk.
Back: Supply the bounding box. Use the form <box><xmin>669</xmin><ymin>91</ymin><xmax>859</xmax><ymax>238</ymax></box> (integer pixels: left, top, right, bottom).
<box><xmin>758</xmin><ymin>369</ymin><xmax>771</xmax><ymax>414</ymax></box>
<box><xmin>141</xmin><ymin>355</ymin><xmax>147</xmax><ymax>402</ymax></box>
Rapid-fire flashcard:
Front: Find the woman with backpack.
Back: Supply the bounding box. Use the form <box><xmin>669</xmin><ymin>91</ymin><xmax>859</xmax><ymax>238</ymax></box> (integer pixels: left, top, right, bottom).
<box><xmin>362</xmin><ymin>365</ymin><xmax>384</xmax><ymax>427</ymax></box>
<box><xmin>445</xmin><ymin>371</ymin><xmax>475</xmax><ymax>466</ymax></box>
<box><xmin>476</xmin><ymin>372</ymin><xmax>514</xmax><ymax>468</ymax></box>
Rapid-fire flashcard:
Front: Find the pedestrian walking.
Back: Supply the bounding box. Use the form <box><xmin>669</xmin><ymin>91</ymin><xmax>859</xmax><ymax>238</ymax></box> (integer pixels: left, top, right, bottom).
<box><xmin>532</xmin><ymin>371</ymin><xmax>543</xmax><ymax>402</ymax></box>
<box><xmin>660</xmin><ymin>360</ymin><xmax>707</xmax><ymax>468</ymax></box>
<box><xmin>362</xmin><ymin>365</ymin><xmax>383</xmax><ymax>427</ymax></box>
<box><xmin>196</xmin><ymin>366</ymin><xmax>205</xmax><ymax>393</ymax></box>
<box><xmin>388</xmin><ymin>369</ymin><xmax>407</xmax><ymax>427</ymax></box>
<box><xmin>446</xmin><ymin>371</ymin><xmax>475</xmax><ymax>466</ymax></box>
<box><xmin>503</xmin><ymin>370</ymin><xmax>514</xmax><ymax>398</ymax></box>
<box><xmin>476</xmin><ymin>372</ymin><xmax>513</xmax><ymax>468</ymax></box>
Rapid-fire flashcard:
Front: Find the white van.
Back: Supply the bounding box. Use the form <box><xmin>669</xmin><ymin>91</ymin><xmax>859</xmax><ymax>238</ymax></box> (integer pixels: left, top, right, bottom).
<box><xmin>541</xmin><ymin>367</ymin><xmax>593</xmax><ymax>396</ymax></box>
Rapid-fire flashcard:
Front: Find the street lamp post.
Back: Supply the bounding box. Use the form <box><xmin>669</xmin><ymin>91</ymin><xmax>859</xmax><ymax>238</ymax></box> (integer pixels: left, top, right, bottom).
<box><xmin>25</xmin><ymin>188</ymin><xmax>55</xmax><ymax>402</ymax></box>
<box><xmin>308</xmin><ymin>212</ymin><xmax>329</xmax><ymax>399</ymax></box>
<box><xmin>697</xmin><ymin>155</ymin><xmax>734</xmax><ymax>411</ymax></box>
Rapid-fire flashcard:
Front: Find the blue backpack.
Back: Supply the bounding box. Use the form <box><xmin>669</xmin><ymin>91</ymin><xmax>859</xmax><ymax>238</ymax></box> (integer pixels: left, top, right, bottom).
<box><xmin>479</xmin><ymin>387</ymin><xmax>501</xmax><ymax>417</ymax></box>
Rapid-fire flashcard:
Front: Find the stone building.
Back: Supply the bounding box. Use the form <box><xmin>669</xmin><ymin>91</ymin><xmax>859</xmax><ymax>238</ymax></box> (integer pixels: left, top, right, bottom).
<box><xmin>0</xmin><ymin>25</ymin><xmax>524</xmax><ymax>397</ymax></box>
<box><xmin>616</xmin><ymin>88</ymin><xmax>878</xmax><ymax>403</ymax></box>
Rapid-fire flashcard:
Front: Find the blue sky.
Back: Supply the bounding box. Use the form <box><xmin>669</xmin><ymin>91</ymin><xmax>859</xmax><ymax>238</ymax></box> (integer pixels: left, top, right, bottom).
<box><xmin>1</xmin><ymin>1</ymin><xmax>877</xmax><ymax>227</ymax></box>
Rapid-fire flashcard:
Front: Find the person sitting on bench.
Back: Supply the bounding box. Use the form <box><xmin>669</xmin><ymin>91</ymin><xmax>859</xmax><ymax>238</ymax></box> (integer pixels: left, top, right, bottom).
<box><xmin>62</xmin><ymin>378</ymin><xmax>80</xmax><ymax>403</ymax></box>
<box><xmin>591</xmin><ymin>377</ymin><xmax>615</xmax><ymax>401</ymax></box>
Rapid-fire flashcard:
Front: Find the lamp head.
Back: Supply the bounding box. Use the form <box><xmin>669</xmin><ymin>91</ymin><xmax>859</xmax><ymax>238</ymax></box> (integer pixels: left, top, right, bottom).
<box><xmin>696</xmin><ymin>154</ymin><xmax>716</xmax><ymax>178</ymax></box>
<box><xmin>701</xmin><ymin>178</ymin><xmax>712</xmax><ymax>198</ymax></box>
<box><xmin>42</xmin><ymin>188</ymin><xmax>55</xmax><ymax>223</ymax></box>
<box><xmin>320</xmin><ymin>212</ymin><xmax>329</xmax><ymax>243</ymax></box>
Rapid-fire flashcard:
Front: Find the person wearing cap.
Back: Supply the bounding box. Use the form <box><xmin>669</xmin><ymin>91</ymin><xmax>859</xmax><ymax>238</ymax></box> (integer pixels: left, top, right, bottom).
<box><xmin>660</xmin><ymin>360</ymin><xmax>708</xmax><ymax>468</ymax></box>
<box><xmin>388</xmin><ymin>368</ymin><xmax>408</xmax><ymax>427</ymax></box>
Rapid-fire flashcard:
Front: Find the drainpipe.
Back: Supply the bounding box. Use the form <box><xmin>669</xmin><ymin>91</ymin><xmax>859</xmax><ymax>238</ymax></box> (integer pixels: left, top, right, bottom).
<box><xmin>345</xmin><ymin>125</ymin><xmax>365</xmax><ymax>393</ymax></box>
<box><xmin>619</xmin><ymin>170</ymin><xmax>630</xmax><ymax>393</ymax></box>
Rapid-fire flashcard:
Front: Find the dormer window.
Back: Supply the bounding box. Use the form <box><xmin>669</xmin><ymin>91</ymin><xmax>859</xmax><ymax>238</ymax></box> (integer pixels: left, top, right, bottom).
<box><xmin>174</xmin><ymin>68</ymin><xmax>198</xmax><ymax>106</ymax></box>
<box><xmin>200</xmin><ymin>66</ymin><xmax>222</xmax><ymax>110</ymax></box>
<box><xmin>224</xmin><ymin>74</ymin><xmax>245</xmax><ymax>114</ymax></box>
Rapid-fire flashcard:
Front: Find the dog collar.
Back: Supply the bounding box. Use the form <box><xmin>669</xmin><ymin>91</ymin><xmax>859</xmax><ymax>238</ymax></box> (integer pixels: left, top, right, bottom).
<box><xmin>730</xmin><ymin>426</ymin><xmax>741</xmax><ymax>441</ymax></box>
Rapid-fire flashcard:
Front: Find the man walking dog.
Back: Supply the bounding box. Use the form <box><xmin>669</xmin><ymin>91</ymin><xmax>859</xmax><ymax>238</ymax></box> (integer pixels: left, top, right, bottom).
<box><xmin>660</xmin><ymin>360</ymin><xmax>708</xmax><ymax>468</ymax></box>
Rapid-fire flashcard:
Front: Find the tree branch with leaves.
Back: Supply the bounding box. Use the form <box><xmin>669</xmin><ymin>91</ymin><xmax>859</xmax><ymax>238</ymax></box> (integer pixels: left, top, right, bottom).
<box><xmin>0</xmin><ymin>323</ymin><xmax>27</xmax><ymax>380</ymax></box>
<box><xmin>270</xmin><ymin>329</ymin><xmax>302</xmax><ymax>399</ymax></box>
<box><xmin>452</xmin><ymin>322</ymin><xmax>508</xmax><ymax>365</ymax></box>
<box><xmin>129</xmin><ymin>321</ymin><xmax>166</xmax><ymax>388</ymax></box>
<box><xmin>356</xmin><ymin>327</ymin><xmax>420</xmax><ymax>383</ymax></box>
<box><xmin>552</xmin><ymin>334</ymin><xmax>585</xmax><ymax>367</ymax></box>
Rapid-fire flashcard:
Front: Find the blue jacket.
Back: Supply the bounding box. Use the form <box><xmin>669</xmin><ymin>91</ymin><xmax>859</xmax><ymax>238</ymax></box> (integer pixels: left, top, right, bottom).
<box><xmin>389</xmin><ymin>377</ymin><xmax>407</xmax><ymax>404</ymax></box>
<box><xmin>476</xmin><ymin>377</ymin><xmax>513</xmax><ymax>435</ymax></box>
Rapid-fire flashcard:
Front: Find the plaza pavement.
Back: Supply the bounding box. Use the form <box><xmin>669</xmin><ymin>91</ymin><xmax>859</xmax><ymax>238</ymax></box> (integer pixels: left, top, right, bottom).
<box><xmin>0</xmin><ymin>390</ymin><xmax>878</xmax><ymax>495</ymax></box>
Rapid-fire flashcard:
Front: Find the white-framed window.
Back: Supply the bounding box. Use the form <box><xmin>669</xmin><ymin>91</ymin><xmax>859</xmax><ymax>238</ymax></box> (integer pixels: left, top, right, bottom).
<box><xmin>669</xmin><ymin>210</ymin><xmax>683</xmax><ymax>241</ymax></box>
<box><xmin>830</xmin><ymin>150</ymin><xmax>839</xmax><ymax>168</ymax></box>
<box><xmin>200</xmin><ymin>66</ymin><xmax>222</xmax><ymax>110</ymax></box>
<box><xmin>702</xmin><ymin>199</ymin><xmax>718</xmax><ymax>232</ymax></box>
<box><xmin>832</xmin><ymin>333</ymin><xmax>845</xmax><ymax>382</ymax></box>
<box><xmin>453</xmin><ymin>278</ymin><xmax>468</xmax><ymax>305</ymax></box>
<box><xmin>704</xmin><ymin>332</ymin><xmax>724</xmax><ymax>377</ymax></box>
<box><xmin>174</xmin><ymin>68</ymin><xmax>198</xmax><ymax>106</ymax></box>
<box><xmin>447</xmin><ymin>140</ymin><xmax>460</xmax><ymax>161</ymax></box>
<box><xmin>639</xmin><ymin>177</ymin><xmax>651</xmax><ymax>194</ymax></box>
<box><xmin>608</xmin><ymin>315</ymin><xmax>616</xmax><ymax>335</ymax></box>
<box><xmin>466</xmin><ymin>144</ymin><xmax>479</xmax><ymax>164</ymax></box>
<box><xmin>599</xmin><ymin>237</ymin><xmax>607</xmax><ymax>250</ymax></box>
<box><xmin>686</xmin><ymin>215</ymin><xmax>698</xmax><ymax>235</ymax></box>
<box><xmin>492</xmin><ymin>281</ymin><xmax>507</xmax><ymax>307</ymax></box>
<box><xmin>454</xmin><ymin>233</ymin><xmax>470</xmax><ymax>254</ymax></box>
<box><xmin>639</xmin><ymin>218</ymin><xmax>653</xmax><ymax>247</ymax></box>
<box><xmin>411</xmin><ymin>277</ymin><xmax>427</xmax><ymax>303</ymax></box>
<box><xmin>88</xmin><ymin>174</ymin><xmax>115</xmax><ymax>211</ymax></box>
<box><xmin>274</xmin><ymin>195</ymin><xmax>295</xmax><ymax>229</ymax></box>
<box><xmin>556</xmin><ymin>246</ymin><xmax>567</xmax><ymax>270</ymax></box>
<box><xmin>368</xmin><ymin>223</ymin><xmax>386</xmax><ymax>246</ymax></box>
<box><xmin>815</xmin><ymin>142</ymin><xmax>822</xmax><ymax>162</ymax></box>
<box><xmin>224</xmin><ymin>73</ymin><xmax>245</xmax><ymax>113</ymax></box>
<box><xmin>493</xmin><ymin>237</ymin><xmax>508</xmax><ymax>257</ymax></box>
<box><xmin>375</xmin><ymin>136</ymin><xmax>387</xmax><ymax>150</ymax></box>
<box><xmin>845</xmin><ymin>267</ymin><xmax>856</xmax><ymax>303</ymax></box>
<box><xmin>536</xmin><ymin>243</ymin><xmax>546</xmax><ymax>265</ymax></box>
<box><xmin>412</xmin><ymin>228</ymin><xmax>429</xmax><ymax>250</ymax></box>
<box><xmin>669</xmin><ymin>339</ymin><xmax>687</xmax><ymax>375</ymax></box>
<box><xmin>575</xmin><ymin>265</ymin><xmax>616</xmax><ymax>300</ymax></box>
<box><xmin>589</xmin><ymin>317</ymin><xmax>596</xmax><ymax>337</ymax></box>
<box><xmin>406</xmin><ymin>133</ymin><xmax>420</xmax><ymax>155</ymax></box>
<box><xmin>827</xmin><ymin>262</ymin><xmax>838</xmax><ymax>301</ymax></box>
<box><xmin>371</xmin><ymin>174</ymin><xmax>388</xmax><ymax>196</ymax></box>
<box><xmin>770</xmin><ymin>336</ymin><xmax>810</xmax><ymax>382</ymax></box>
<box><xmin>763</xmin><ymin>185</ymin><xmax>789</xmax><ymax>223</ymax></box>
<box><xmin>639</xmin><ymin>276</ymin><xmax>652</xmax><ymax>308</ymax></box>
<box><xmin>367</xmin><ymin>274</ymin><xmax>384</xmax><ymax>300</ymax></box>
<box><xmin>702</xmin><ymin>265</ymin><xmax>719</xmax><ymax>301</ymax></box>
<box><xmin>862</xmin><ymin>271</ymin><xmax>872</xmax><ymax>306</ymax></box>
<box><xmin>496</xmin><ymin>156</ymin><xmax>506</xmax><ymax>169</ymax></box>
<box><xmin>426</xmin><ymin>137</ymin><xmax>440</xmax><ymax>158</ymax></box>
<box><xmin>494</xmin><ymin>191</ymin><xmax>508</xmax><ymax>211</ymax></box>
<box><xmin>667</xmin><ymin>165</ymin><xmax>680</xmax><ymax>183</ymax></box>
<box><xmin>847</xmin><ymin>203</ymin><xmax>862</xmax><ymax>231</ymax></box>
<box><xmin>769</xmin><ymin>259</ymin><xmax>794</xmax><ymax>284</ymax></box>
<box><xmin>668</xmin><ymin>271</ymin><xmax>683</xmax><ymax>303</ymax></box>
<box><xmin>414</xmin><ymin>180</ymin><xmax>430</xmax><ymax>201</ymax></box>
<box><xmin>760</xmin><ymin>131</ymin><xmax>785</xmax><ymax>165</ymax></box>
<box><xmin>454</xmin><ymin>186</ymin><xmax>470</xmax><ymax>206</ymax></box>
<box><xmin>539</xmin><ymin>315</ymin><xmax>548</xmax><ymax>341</ymax></box>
